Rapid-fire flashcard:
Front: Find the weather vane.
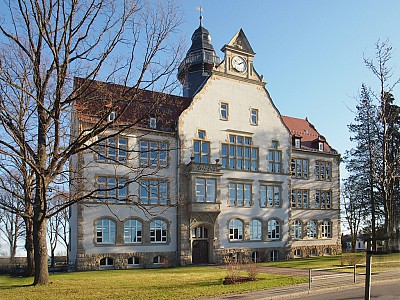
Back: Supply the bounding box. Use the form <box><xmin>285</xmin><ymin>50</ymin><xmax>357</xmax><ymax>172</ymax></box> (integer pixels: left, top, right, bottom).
<box><xmin>196</xmin><ymin>6</ymin><xmax>203</xmax><ymax>26</ymax></box>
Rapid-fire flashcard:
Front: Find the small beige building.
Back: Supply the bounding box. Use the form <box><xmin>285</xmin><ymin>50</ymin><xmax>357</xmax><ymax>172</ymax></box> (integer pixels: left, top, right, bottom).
<box><xmin>69</xmin><ymin>22</ymin><xmax>341</xmax><ymax>270</ymax></box>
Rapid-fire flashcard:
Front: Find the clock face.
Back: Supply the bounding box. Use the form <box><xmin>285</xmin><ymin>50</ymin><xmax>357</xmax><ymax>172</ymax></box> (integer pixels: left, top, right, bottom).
<box><xmin>232</xmin><ymin>56</ymin><xmax>247</xmax><ymax>72</ymax></box>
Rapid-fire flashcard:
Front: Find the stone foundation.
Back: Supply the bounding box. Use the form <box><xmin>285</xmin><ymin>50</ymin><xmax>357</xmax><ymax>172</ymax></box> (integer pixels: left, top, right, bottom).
<box><xmin>290</xmin><ymin>244</ymin><xmax>342</xmax><ymax>259</ymax></box>
<box><xmin>214</xmin><ymin>247</ymin><xmax>290</xmax><ymax>263</ymax></box>
<box><xmin>74</xmin><ymin>251</ymin><xmax>176</xmax><ymax>271</ymax></box>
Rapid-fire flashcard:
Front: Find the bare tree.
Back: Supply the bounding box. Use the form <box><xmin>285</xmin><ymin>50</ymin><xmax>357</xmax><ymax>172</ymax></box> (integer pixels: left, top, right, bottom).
<box><xmin>345</xmin><ymin>40</ymin><xmax>400</xmax><ymax>252</ymax></box>
<box><xmin>0</xmin><ymin>199</ymin><xmax>24</xmax><ymax>262</ymax></box>
<box><xmin>341</xmin><ymin>178</ymin><xmax>368</xmax><ymax>252</ymax></box>
<box><xmin>0</xmin><ymin>0</ymin><xmax>184</xmax><ymax>285</ymax></box>
<box><xmin>364</xmin><ymin>40</ymin><xmax>400</xmax><ymax>251</ymax></box>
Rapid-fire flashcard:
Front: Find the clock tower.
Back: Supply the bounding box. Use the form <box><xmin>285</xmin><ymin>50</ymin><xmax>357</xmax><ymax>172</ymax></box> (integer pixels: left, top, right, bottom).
<box><xmin>218</xmin><ymin>28</ymin><xmax>262</xmax><ymax>82</ymax></box>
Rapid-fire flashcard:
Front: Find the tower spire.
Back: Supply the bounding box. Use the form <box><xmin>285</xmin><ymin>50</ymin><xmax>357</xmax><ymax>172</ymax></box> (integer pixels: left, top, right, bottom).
<box><xmin>196</xmin><ymin>6</ymin><xmax>204</xmax><ymax>26</ymax></box>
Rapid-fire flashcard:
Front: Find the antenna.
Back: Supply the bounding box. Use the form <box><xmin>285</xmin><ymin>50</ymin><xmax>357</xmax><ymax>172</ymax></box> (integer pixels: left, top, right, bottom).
<box><xmin>196</xmin><ymin>6</ymin><xmax>204</xmax><ymax>26</ymax></box>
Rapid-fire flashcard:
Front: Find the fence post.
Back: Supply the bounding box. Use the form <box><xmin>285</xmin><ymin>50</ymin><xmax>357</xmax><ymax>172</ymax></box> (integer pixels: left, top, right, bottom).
<box><xmin>364</xmin><ymin>240</ymin><xmax>372</xmax><ymax>300</ymax></box>
<box><xmin>308</xmin><ymin>269</ymin><xmax>312</xmax><ymax>289</ymax></box>
<box><xmin>354</xmin><ymin>264</ymin><xmax>357</xmax><ymax>283</ymax></box>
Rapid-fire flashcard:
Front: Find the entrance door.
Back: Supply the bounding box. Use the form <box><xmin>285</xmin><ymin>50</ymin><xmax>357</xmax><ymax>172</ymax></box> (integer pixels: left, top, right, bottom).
<box><xmin>192</xmin><ymin>240</ymin><xmax>209</xmax><ymax>264</ymax></box>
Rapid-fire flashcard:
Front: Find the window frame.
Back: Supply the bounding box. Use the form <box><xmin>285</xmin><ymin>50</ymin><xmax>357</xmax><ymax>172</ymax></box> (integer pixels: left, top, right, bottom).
<box><xmin>96</xmin><ymin>219</ymin><xmax>116</xmax><ymax>244</ymax></box>
<box><xmin>260</xmin><ymin>184</ymin><xmax>281</xmax><ymax>207</ymax></box>
<box><xmin>268</xmin><ymin>141</ymin><xmax>282</xmax><ymax>173</ymax></box>
<box><xmin>291</xmin><ymin>158</ymin><xmax>309</xmax><ymax>179</ymax></box>
<box><xmin>315</xmin><ymin>190</ymin><xmax>332</xmax><ymax>209</ymax></box>
<box><xmin>220</xmin><ymin>102</ymin><xmax>229</xmax><ymax>120</ymax></box>
<box><xmin>195</xmin><ymin>178</ymin><xmax>217</xmax><ymax>203</ymax></box>
<box><xmin>96</xmin><ymin>176</ymin><xmax>127</xmax><ymax>203</ymax></box>
<box><xmin>139</xmin><ymin>179</ymin><xmax>169</xmax><ymax>205</ymax></box>
<box><xmin>229</xmin><ymin>219</ymin><xmax>244</xmax><ymax>241</ymax></box>
<box><xmin>150</xmin><ymin>219</ymin><xmax>167</xmax><ymax>243</ymax></box>
<box><xmin>306</xmin><ymin>220</ymin><xmax>318</xmax><ymax>239</ymax></box>
<box><xmin>221</xmin><ymin>134</ymin><xmax>258</xmax><ymax>171</ymax></box>
<box><xmin>291</xmin><ymin>189</ymin><xmax>309</xmax><ymax>209</ymax></box>
<box><xmin>97</xmin><ymin>136</ymin><xmax>128</xmax><ymax>163</ymax></box>
<box><xmin>267</xmin><ymin>219</ymin><xmax>281</xmax><ymax>240</ymax></box>
<box><xmin>315</xmin><ymin>161</ymin><xmax>332</xmax><ymax>181</ymax></box>
<box><xmin>139</xmin><ymin>140</ymin><xmax>168</xmax><ymax>168</ymax></box>
<box><xmin>249</xmin><ymin>219</ymin><xmax>262</xmax><ymax>241</ymax></box>
<box><xmin>124</xmin><ymin>219</ymin><xmax>143</xmax><ymax>243</ymax></box>
<box><xmin>229</xmin><ymin>182</ymin><xmax>252</xmax><ymax>207</ymax></box>
<box><xmin>193</xmin><ymin>130</ymin><xmax>210</xmax><ymax>164</ymax></box>
<box><xmin>100</xmin><ymin>257</ymin><xmax>114</xmax><ymax>267</ymax></box>
<box><xmin>250</xmin><ymin>108</ymin><xmax>258</xmax><ymax>125</ymax></box>
<box><xmin>291</xmin><ymin>220</ymin><xmax>303</xmax><ymax>240</ymax></box>
<box><xmin>321</xmin><ymin>220</ymin><xmax>332</xmax><ymax>238</ymax></box>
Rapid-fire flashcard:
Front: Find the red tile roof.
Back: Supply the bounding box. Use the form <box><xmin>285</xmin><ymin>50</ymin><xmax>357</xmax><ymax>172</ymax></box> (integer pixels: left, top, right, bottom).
<box><xmin>73</xmin><ymin>77</ymin><xmax>192</xmax><ymax>132</ymax></box>
<box><xmin>281</xmin><ymin>116</ymin><xmax>337</xmax><ymax>154</ymax></box>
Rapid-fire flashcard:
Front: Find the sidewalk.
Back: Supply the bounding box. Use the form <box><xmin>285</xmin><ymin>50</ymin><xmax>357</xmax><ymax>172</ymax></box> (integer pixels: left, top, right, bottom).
<box><xmin>198</xmin><ymin>266</ymin><xmax>399</xmax><ymax>300</ymax></box>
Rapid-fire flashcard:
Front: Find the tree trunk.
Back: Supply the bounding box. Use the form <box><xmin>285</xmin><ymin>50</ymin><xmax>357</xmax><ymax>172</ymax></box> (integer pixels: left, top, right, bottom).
<box><xmin>33</xmin><ymin>217</ymin><xmax>49</xmax><ymax>285</ymax></box>
<box><xmin>24</xmin><ymin>217</ymin><xmax>35</xmax><ymax>276</ymax></box>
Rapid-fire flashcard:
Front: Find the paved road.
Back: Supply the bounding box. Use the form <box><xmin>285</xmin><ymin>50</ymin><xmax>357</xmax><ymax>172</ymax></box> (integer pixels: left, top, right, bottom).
<box><xmin>202</xmin><ymin>266</ymin><xmax>400</xmax><ymax>300</ymax></box>
<box><xmin>299</xmin><ymin>280</ymin><xmax>400</xmax><ymax>300</ymax></box>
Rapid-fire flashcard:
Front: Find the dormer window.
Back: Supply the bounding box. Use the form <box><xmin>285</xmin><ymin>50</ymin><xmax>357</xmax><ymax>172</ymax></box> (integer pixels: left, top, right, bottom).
<box><xmin>295</xmin><ymin>138</ymin><xmax>301</xmax><ymax>149</ymax></box>
<box><xmin>318</xmin><ymin>142</ymin><xmax>324</xmax><ymax>152</ymax></box>
<box><xmin>108</xmin><ymin>111</ymin><xmax>116</xmax><ymax>122</ymax></box>
<box><xmin>149</xmin><ymin>116</ymin><xmax>157</xmax><ymax>129</ymax></box>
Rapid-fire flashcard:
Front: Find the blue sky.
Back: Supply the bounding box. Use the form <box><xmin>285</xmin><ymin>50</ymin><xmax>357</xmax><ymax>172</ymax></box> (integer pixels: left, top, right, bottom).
<box><xmin>178</xmin><ymin>0</ymin><xmax>400</xmax><ymax>176</ymax></box>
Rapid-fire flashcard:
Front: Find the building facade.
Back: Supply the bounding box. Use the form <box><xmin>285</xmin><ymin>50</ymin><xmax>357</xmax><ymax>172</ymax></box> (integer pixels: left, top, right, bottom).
<box><xmin>69</xmin><ymin>23</ymin><xmax>341</xmax><ymax>270</ymax></box>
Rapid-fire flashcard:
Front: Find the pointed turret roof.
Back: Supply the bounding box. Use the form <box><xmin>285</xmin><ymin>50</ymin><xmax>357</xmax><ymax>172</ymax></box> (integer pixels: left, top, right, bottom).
<box><xmin>221</xmin><ymin>28</ymin><xmax>255</xmax><ymax>55</ymax></box>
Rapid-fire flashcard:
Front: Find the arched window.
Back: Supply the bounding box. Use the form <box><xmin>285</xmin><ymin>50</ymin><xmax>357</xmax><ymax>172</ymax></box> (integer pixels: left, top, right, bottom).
<box><xmin>294</xmin><ymin>249</ymin><xmax>302</xmax><ymax>258</ymax></box>
<box><xmin>324</xmin><ymin>248</ymin><xmax>331</xmax><ymax>255</ymax></box>
<box><xmin>270</xmin><ymin>250</ymin><xmax>279</xmax><ymax>261</ymax></box>
<box><xmin>310</xmin><ymin>248</ymin><xmax>317</xmax><ymax>256</ymax></box>
<box><xmin>153</xmin><ymin>255</ymin><xmax>165</xmax><ymax>264</ymax></box>
<box><xmin>306</xmin><ymin>220</ymin><xmax>317</xmax><ymax>238</ymax></box>
<box><xmin>321</xmin><ymin>220</ymin><xmax>332</xmax><ymax>238</ymax></box>
<box><xmin>124</xmin><ymin>219</ymin><xmax>142</xmax><ymax>243</ymax></box>
<box><xmin>150</xmin><ymin>220</ymin><xmax>167</xmax><ymax>243</ymax></box>
<box><xmin>229</xmin><ymin>219</ymin><xmax>243</xmax><ymax>241</ymax></box>
<box><xmin>268</xmin><ymin>219</ymin><xmax>281</xmax><ymax>240</ymax></box>
<box><xmin>96</xmin><ymin>219</ymin><xmax>116</xmax><ymax>244</ymax></box>
<box><xmin>291</xmin><ymin>220</ymin><xmax>302</xmax><ymax>239</ymax></box>
<box><xmin>128</xmin><ymin>256</ymin><xmax>140</xmax><ymax>266</ymax></box>
<box><xmin>100</xmin><ymin>257</ymin><xmax>114</xmax><ymax>267</ymax></box>
<box><xmin>249</xmin><ymin>220</ymin><xmax>262</xmax><ymax>240</ymax></box>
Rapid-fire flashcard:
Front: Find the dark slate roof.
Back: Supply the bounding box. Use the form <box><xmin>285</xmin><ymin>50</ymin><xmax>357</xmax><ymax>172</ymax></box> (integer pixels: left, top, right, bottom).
<box><xmin>188</xmin><ymin>25</ymin><xmax>215</xmax><ymax>53</ymax></box>
<box><xmin>74</xmin><ymin>77</ymin><xmax>192</xmax><ymax>132</ymax></box>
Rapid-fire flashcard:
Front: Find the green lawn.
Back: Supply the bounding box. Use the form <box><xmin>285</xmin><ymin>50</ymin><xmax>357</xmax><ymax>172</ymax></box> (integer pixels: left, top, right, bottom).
<box><xmin>1</xmin><ymin>253</ymin><xmax>398</xmax><ymax>300</ymax></box>
<box><xmin>261</xmin><ymin>253</ymin><xmax>400</xmax><ymax>271</ymax></box>
<box><xmin>0</xmin><ymin>266</ymin><xmax>306</xmax><ymax>300</ymax></box>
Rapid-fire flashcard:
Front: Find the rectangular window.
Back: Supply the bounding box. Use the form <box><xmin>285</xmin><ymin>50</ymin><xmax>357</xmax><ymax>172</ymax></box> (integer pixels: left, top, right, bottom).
<box><xmin>97</xmin><ymin>176</ymin><xmax>127</xmax><ymax>203</ymax></box>
<box><xmin>291</xmin><ymin>189</ymin><xmax>309</xmax><ymax>208</ymax></box>
<box><xmin>250</xmin><ymin>108</ymin><xmax>258</xmax><ymax>125</ymax></box>
<box><xmin>97</xmin><ymin>137</ymin><xmax>128</xmax><ymax>163</ymax></box>
<box><xmin>221</xmin><ymin>134</ymin><xmax>258</xmax><ymax>171</ymax></box>
<box><xmin>260</xmin><ymin>185</ymin><xmax>281</xmax><ymax>207</ymax></box>
<box><xmin>195</xmin><ymin>178</ymin><xmax>216</xmax><ymax>203</ymax></box>
<box><xmin>220</xmin><ymin>102</ymin><xmax>229</xmax><ymax>120</ymax></box>
<box><xmin>149</xmin><ymin>117</ymin><xmax>157</xmax><ymax>129</ymax></box>
<box><xmin>229</xmin><ymin>183</ymin><xmax>252</xmax><ymax>207</ymax></box>
<box><xmin>139</xmin><ymin>180</ymin><xmax>169</xmax><ymax>205</ymax></box>
<box><xmin>268</xmin><ymin>141</ymin><xmax>282</xmax><ymax>173</ymax></box>
<box><xmin>315</xmin><ymin>190</ymin><xmax>331</xmax><ymax>209</ymax></box>
<box><xmin>193</xmin><ymin>130</ymin><xmax>210</xmax><ymax>164</ymax></box>
<box><xmin>315</xmin><ymin>161</ymin><xmax>332</xmax><ymax>181</ymax></box>
<box><xmin>139</xmin><ymin>140</ymin><xmax>168</xmax><ymax>167</ymax></box>
<box><xmin>291</xmin><ymin>158</ymin><xmax>309</xmax><ymax>179</ymax></box>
